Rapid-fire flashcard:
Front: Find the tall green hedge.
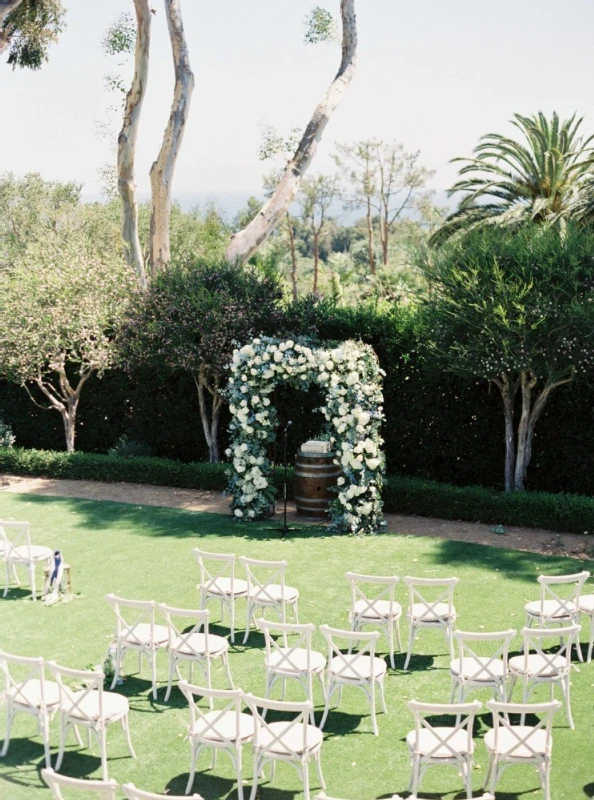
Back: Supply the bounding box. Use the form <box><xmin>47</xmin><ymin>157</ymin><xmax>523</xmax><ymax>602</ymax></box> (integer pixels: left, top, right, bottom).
<box><xmin>1</xmin><ymin>448</ymin><xmax>592</xmax><ymax>535</ymax></box>
<box><xmin>1</xmin><ymin>303</ymin><xmax>594</xmax><ymax>495</ymax></box>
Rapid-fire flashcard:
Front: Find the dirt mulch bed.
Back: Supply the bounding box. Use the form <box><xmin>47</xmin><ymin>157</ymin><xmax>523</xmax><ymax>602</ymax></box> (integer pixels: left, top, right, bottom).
<box><xmin>0</xmin><ymin>474</ymin><xmax>590</xmax><ymax>560</ymax></box>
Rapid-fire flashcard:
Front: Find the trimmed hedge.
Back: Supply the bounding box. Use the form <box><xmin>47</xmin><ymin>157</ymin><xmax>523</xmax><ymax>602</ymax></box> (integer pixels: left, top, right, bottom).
<box><xmin>1</xmin><ymin>448</ymin><xmax>593</xmax><ymax>536</ymax></box>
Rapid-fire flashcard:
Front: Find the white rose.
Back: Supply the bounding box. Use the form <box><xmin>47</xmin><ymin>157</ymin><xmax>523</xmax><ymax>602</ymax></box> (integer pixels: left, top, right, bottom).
<box><xmin>248</xmin><ymin>510</ymin><xmax>255</xmax><ymax>518</ymax></box>
<box><xmin>234</xmin><ymin>509</ymin><xmax>244</xmax><ymax>518</ymax></box>
<box><xmin>286</xmin><ymin>340</ymin><xmax>294</xmax><ymax>349</ymax></box>
<box><xmin>325</xmin><ymin>360</ymin><xmax>334</xmax><ymax>370</ymax></box>
<box><xmin>264</xmin><ymin>369</ymin><xmax>274</xmax><ymax>379</ymax></box>
<box><xmin>337</xmin><ymin>477</ymin><xmax>345</xmax><ymax>485</ymax></box>
<box><xmin>358</xmin><ymin>411</ymin><xmax>371</xmax><ymax>426</ymax></box>
<box><xmin>351</xmin><ymin>457</ymin><xmax>364</xmax><ymax>470</ymax></box>
<box><xmin>240</xmin><ymin>443</ymin><xmax>248</xmax><ymax>452</ymax></box>
<box><xmin>366</xmin><ymin>458</ymin><xmax>380</xmax><ymax>470</ymax></box>
<box><xmin>252</xmin><ymin>395</ymin><xmax>260</xmax><ymax>404</ymax></box>
<box><xmin>274</xmin><ymin>351</ymin><xmax>283</xmax><ymax>362</ymax></box>
<box><xmin>360</xmin><ymin>502</ymin><xmax>373</xmax><ymax>515</ymax></box>
<box><xmin>263</xmin><ymin>398</ymin><xmax>271</xmax><ymax>406</ymax></box>
<box><xmin>346</xmin><ymin>372</ymin><xmax>359</xmax><ymax>386</ymax></box>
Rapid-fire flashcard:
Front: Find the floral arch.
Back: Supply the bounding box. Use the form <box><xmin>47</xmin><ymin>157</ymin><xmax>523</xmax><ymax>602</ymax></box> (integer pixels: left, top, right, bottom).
<box><xmin>224</xmin><ymin>337</ymin><xmax>385</xmax><ymax>534</ymax></box>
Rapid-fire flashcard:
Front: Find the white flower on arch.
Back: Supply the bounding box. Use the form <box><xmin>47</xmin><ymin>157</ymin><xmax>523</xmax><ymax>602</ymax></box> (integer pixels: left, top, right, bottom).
<box><xmin>224</xmin><ymin>337</ymin><xmax>385</xmax><ymax>534</ymax></box>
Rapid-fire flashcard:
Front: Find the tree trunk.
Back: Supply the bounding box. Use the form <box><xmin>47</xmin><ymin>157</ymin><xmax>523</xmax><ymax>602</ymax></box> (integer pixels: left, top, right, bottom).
<box><xmin>366</xmin><ymin>196</ymin><xmax>376</xmax><ymax>276</ymax></box>
<box><xmin>226</xmin><ymin>0</ymin><xmax>358</xmax><ymax>264</ymax></box>
<box><xmin>313</xmin><ymin>232</ymin><xmax>320</xmax><ymax>294</ymax></box>
<box><xmin>381</xmin><ymin>211</ymin><xmax>389</xmax><ymax>266</ymax></box>
<box><xmin>62</xmin><ymin>401</ymin><xmax>78</xmax><ymax>453</ymax></box>
<box><xmin>287</xmin><ymin>214</ymin><xmax>298</xmax><ymax>301</ymax></box>
<box><xmin>194</xmin><ymin>368</ymin><xmax>223</xmax><ymax>463</ymax></box>
<box><xmin>118</xmin><ymin>0</ymin><xmax>152</xmax><ymax>290</ymax></box>
<box><xmin>494</xmin><ymin>374</ymin><xmax>517</xmax><ymax>492</ymax></box>
<box><xmin>33</xmin><ymin>368</ymin><xmax>93</xmax><ymax>453</ymax></box>
<box><xmin>514</xmin><ymin>372</ymin><xmax>574</xmax><ymax>491</ymax></box>
<box><xmin>149</xmin><ymin>0</ymin><xmax>195</xmax><ymax>276</ymax></box>
<box><xmin>0</xmin><ymin>0</ymin><xmax>22</xmax><ymax>54</ymax></box>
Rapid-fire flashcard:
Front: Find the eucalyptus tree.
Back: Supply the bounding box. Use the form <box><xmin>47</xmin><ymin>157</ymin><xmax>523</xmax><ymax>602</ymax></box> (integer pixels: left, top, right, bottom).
<box><xmin>298</xmin><ymin>173</ymin><xmax>340</xmax><ymax>294</ymax></box>
<box><xmin>432</xmin><ymin>112</ymin><xmax>594</xmax><ymax>245</ymax></box>
<box><xmin>424</xmin><ymin>224</ymin><xmax>594</xmax><ymax>491</ymax></box>
<box><xmin>227</xmin><ymin>0</ymin><xmax>358</xmax><ymax>264</ymax></box>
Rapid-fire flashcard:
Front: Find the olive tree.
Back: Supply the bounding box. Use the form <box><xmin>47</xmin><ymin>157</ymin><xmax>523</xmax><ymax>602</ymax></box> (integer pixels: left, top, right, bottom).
<box><xmin>424</xmin><ymin>224</ymin><xmax>594</xmax><ymax>491</ymax></box>
<box><xmin>119</xmin><ymin>261</ymin><xmax>284</xmax><ymax>463</ymax></box>
<box><xmin>0</xmin><ymin>242</ymin><xmax>133</xmax><ymax>451</ymax></box>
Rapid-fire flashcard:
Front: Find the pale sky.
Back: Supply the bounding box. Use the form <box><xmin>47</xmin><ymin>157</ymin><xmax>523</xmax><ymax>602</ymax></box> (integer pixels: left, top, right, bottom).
<box><xmin>2</xmin><ymin>0</ymin><xmax>594</xmax><ymax>213</ymax></box>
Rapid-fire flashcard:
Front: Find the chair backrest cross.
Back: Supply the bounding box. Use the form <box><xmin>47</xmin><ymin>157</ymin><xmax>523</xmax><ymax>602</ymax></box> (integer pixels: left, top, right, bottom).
<box><xmin>239</xmin><ymin>556</ymin><xmax>288</xmax><ymax>605</ymax></box>
<box><xmin>122</xmin><ymin>784</ymin><xmax>204</xmax><ymax>800</ymax></box>
<box><xmin>159</xmin><ymin>604</ymin><xmax>212</xmax><ymax>658</ymax></box>
<box><xmin>0</xmin><ymin>521</ymin><xmax>32</xmax><ymax>561</ymax></box>
<box><xmin>180</xmin><ymin>681</ymin><xmax>245</xmax><ymax>745</ymax></box>
<box><xmin>244</xmin><ymin>693</ymin><xmax>312</xmax><ymax>759</ymax></box>
<box><xmin>407</xmin><ymin>700</ymin><xmax>482</xmax><ymax>761</ymax></box>
<box><xmin>258</xmin><ymin>619</ymin><xmax>316</xmax><ymax>673</ymax></box>
<box><xmin>403</xmin><ymin>576</ymin><xmax>458</xmax><ymax>624</ymax></box>
<box><xmin>346</xmin><ymin>572</ymin><xmax>399</xmax><ymax>618</ymax></box>
<box><xmin>192</xmin><ymin>548</ymin><xmax>239</xmax><ymax>596</ymax></box>
<box><xmin>105</xmin><ymin>594</ymin><xmax>158</xmax><ymax>646</ymax></box>
<box><xmin>320</xmin><ymin>625</ymin><xmax>380</xmax><ymax>681</ymax></box>
<box><xmin>535</xmin><ymin>572</ymin><xmax>590</xmax><ymax>624</ymax></box>
<box><xmin>519</xmin><ymin>625</ymin><xmax>580</xmax><ymax>678</ymax></box>
<box><xmin>454</xmin><ymin>629</ymin><xmax>516</xmax><ymax>682</ymax></box>
<box><xmin>47</xmin><ymin>661</ymin><xmax>105</xmax><ymax>725</ymax></box>
<box><xmin>487</xmin><ymin>699</ymin><xmax>560</xmax><ymax>759</ymax></box>
<box><xmin>0</xmin><ymin>650</ymin><xmax>51</xmax><ymax>713</ymax></box>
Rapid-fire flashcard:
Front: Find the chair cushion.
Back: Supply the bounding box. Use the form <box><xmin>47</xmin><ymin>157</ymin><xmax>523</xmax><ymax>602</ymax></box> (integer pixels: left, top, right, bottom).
<box><xmin>172</xmin><ymin>632</ymin><xmax>228</xmax><ymax>657</ymax></box>
<box><xmin>328</xmin><ymin>653</ymin><xmax>387</xmax><ymax>680</ymax></box>
<box><xmin>267</xmin><ymin>647</ymin><xmax>326</xmax><ymax>674</ymax></box>
<box><xmin>8</xmin><ymin>679</ymin><xmax>60</xmax><ymax>709</ymax></box>
<box><xmin>192</xmin><ymin>709</ymin><xmax>254</xmax><ymax>742</ymax></box>
<box><xmin>258</xmin><ymin>721</ymin><xmax>323</xmax><ymax>755</ymax></box>
<box><xmin>202</xmin><ymin>577</ymin><xmax>248</xmax><ymax>597</ymax></box>
<box><xmin>67</xmin><ymin>689</ymin><xmax>129</xmax><ymax>722</ymax></box>
<box><xmin>9</xmin><ymin>544</ymin><xmax>53</xmax><ymax>563</ymax></box>
<box><xmin>406</xmin><ymin>727</ymin><xmax>473</xmax><ymax>758</ymax></box>
<box><xmin>524</xmin><ymin>599</ymin><xmax>577</xmax><ymax>620</ymax></box>
<box><xmin>122</xmin><ymin>623</ymin><xmax>169</xmax><ymax>647</ymax></box>
<box><xmin>484</xmin><ymin>726</ymin><xmax>548</xmax><ymax>758</ymax></box>
<box><xmin>449</xmin><ymin>657</ymin><xmax>506</xmax><ymax>681</ymax></box>
<box><xmin>353</xmin><ymin>599</ymin><xmax>402</xmax><ymax>620</ymax></box>
<box><xmin>248</xmin><ymin>584</ymin><xmax>299</xmax><ymax>604</ymax></box>
<box><xmin>579</xmin><ymin>594</ymin><xmax>594</xmax><ymax>613</ymax></box>
<box><xmin>508</xmin><ymin>653</ymin><xmax>567</xmax><ymax>677</ymax></box>
<box><xmin>410</xmin><ymin>603</ymin><xmax>455</xmax><ymax>623</ymax></box>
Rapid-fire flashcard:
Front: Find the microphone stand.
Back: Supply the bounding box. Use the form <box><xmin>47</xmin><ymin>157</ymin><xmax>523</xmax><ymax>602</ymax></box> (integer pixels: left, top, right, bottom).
<box><xmin>266</xmin><ymin>420</ymin><xmax>301</xmax><ymax>537</ymax></box>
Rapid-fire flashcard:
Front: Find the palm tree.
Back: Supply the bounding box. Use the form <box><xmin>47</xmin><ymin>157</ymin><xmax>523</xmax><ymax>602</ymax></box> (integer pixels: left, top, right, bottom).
<box><xmin>431</xmin><ymin>112</ymin><xmax>594</xmax><ymax>245</ymax></box>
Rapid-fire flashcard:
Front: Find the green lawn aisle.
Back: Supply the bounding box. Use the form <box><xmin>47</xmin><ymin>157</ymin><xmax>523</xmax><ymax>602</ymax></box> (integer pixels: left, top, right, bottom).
<box><xmin>0</xmin><ymin>493</ymin><xmax>592</xmax><ymax>799</ymax></box>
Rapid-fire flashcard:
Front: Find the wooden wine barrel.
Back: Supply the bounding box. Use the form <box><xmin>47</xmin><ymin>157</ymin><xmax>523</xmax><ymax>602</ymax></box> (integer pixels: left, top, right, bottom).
<box><xmin>293</xmin><ymin>450</ymin><xmax>342</xmax><ymax>518</ymax></box>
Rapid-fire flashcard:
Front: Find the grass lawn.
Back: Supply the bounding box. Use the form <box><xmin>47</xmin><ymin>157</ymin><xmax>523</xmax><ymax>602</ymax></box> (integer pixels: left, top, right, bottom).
<box><xmin>0</xmin><ymin>492</ymin><xmax>593</xmax><ymax>800</ymax></box>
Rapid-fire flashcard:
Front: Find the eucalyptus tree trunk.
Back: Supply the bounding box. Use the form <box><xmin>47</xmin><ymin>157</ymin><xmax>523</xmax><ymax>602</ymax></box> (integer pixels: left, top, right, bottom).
<box><xmin>193</xmin><ymin>367</ymin><xmax>223</xmax><ymax>463</ymax></box>
<box><xmin>118</xmin><ymin>0</ymin><xmax>152</xmax><ymax>290</ymax></box>
<box><xmin>149</xmin><ymin>0</ymin><xmax>194</xmax><ymax>276</ymax></box>
<box><xmin>0</xmin><ymin>0</ymin><xmax>23</xmax><ymax>53</ymax></box>
<box><xmin>493</xmin><ymin>373</ymin><xmax>518</xmax><ymax>492</ymax></box>
<box><xmin>286</xmin><ymin>214</ymin><xmax>299</xmax><ymax>301</ymax></box>
<box><xmin>312</xmin><ymin>231</ymin><xmax>320</xmax><ymax>294</ymax></box>
<box><xmin>366</xmin><ymin>196</ymin><xmax>376</xmax><ymax>276</ymax></box>
<box><xmin>32</xmin><ymin>368</ymin><xmax>94</xmax><ymax>452</ymax></box>
<box><xmin>226</xmin><ymin>0</ymin><xmax>358</xmax><ymax>264</ymax></box>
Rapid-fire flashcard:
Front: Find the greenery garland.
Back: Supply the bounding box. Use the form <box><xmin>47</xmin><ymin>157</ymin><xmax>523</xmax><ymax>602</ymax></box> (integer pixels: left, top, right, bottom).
<box><xmin>225</xmin><ymin>336</ymin><xmax>385</xmax><ymax>534</ymax></box>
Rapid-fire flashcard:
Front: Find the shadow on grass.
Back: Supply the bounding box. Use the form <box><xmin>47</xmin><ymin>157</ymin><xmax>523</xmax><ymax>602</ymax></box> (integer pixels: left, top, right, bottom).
<box><xmin>9</xmin><ymin>493</ymin><xmax>335</xmax><ymax>541</ymax></box>
<box><xmin>430</xmin><ymin>538</ymin><xmax>593</xmax><ymax>581</ymax></box>
<box><xmin>583</xmin><ymin>783</ymin><xmax>594</xmax><ymax>798</ymax></box>
<box><xmin>0</xmin><ymin>586</ymin><xmax>35</xmax><ymax>601</ymax></box>
<box><xmin>0</xmin><ymin>738</ymin><xmax>46</xmax><ymax>790</ymax></box>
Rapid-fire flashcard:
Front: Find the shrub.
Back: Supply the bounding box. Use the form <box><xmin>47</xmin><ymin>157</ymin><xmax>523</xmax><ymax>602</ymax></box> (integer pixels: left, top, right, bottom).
<box><xmin>108</xmin><ymin>435</ymin><xmax>152</xmax><ymax>459</ymax></box>
<box><xmin>0</xmin><ymin>448</ymin><xmax>592</xmax><ymax>535</ymax></box>
<box><xmin>0</xmin><ymin>420</ymin><xmax>15</xmax><ymax>448</ymax></box>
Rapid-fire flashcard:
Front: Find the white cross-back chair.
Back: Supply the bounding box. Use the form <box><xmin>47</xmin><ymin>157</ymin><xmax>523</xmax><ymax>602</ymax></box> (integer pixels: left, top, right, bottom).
<box><xmin>1</xmin><ymin>521</ymin><xmax>52</xmax><ymax>600</ymax></box>
<box><xmin>159</xmin><ymin>604</ymin><xmax>234</xmax><ymax>703</ymax></box>
<box><xmin>315</xmin><ymin>795</ymin><xmax>494</xmax><ymax>800</ymax></box>
<box><xmin>48</xmin><ymin>661</ymin><xmax>135</xmax><ymax>780</ymax></box>
<box><xmin>524</xmin><ymin>571</ymin><xmax>589</xmax><ymax>662</ymax></box>
<box><xmin>239</xmin><ymin>557</ymin><xmax>299</xmax><ymax>644</ymax></box>
<box><xmin>42</xmin><ymin>767</ymin><xmax>119</xmax><ymax>799</ymax></box>
<box><xmin>0</xmin><ymin>523</ymin><xmax>19</xmax><ymax>586</ymax></box>
<box><xmin>122</xmin><ymin>781</ymin><xmax>204</xmax><ymax>800</ymax></box>
<box><xmin>508</xmin><ymin>624</ymin><xmax>580</xmax><ymax>729</ymax></box>
<box><xmin>0</xmin><ymin>651</ymin><xmax>60</xmax><ymax>767</ymax></box>
<box><xmin>450</xmin><ymin>629</ymin><xmax>516</xmax><ymax>703</ymax></box>
<box><xmin>485</xmin><ymin>699</ymin><xmax>561</xmax><ymax>800</ymax></box>
<box><xmin>193</xmin><ymin>548</ymin><xmax>248</xmax><ymax>644</ymax></box>
<box><xmin>244</xmin><ymin>693</ymin><xmax>325</xmax><ymax>800</ymax></box>
<box><xmin>257</xmin><ymin>619</ymin><xmax>326</xmax><ymax>724</ymax></box>
<box><xmin>578</xmin><ymin>583</ymin><xmax>594</xmax><ymax>662</ymax></box>
<box><xmin>406</xmin><ymin>699</ymin><xmax>481</xmax><ymax>800</ymax></box>
<box><xmin>179</xmin><ymin>681</ymin><xmax>254</xmax><ymax>799</ymax></box>
<box><xmin>105</xmin><ymin>594</ymin><xmax>169</xmax><ymax>700</ymax></box>
<box><xmin>319</xmin><ymin>625</ymin><xmax>387</xmax><ymax>736</ymax></box>
<box><xmin>403</xmin><ymin>576</ymin><xmax>458</xmax><ymax>670</ymax></box>
<box><xmin>346</xmin><ymin>572</ymin><xmax>402</xmax><ymax>669</ymax></box>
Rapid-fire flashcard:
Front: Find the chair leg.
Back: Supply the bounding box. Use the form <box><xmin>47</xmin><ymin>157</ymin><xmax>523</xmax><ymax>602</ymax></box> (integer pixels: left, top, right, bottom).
<box><xmin>465</xmin><ymin>757</ymin><xmax>472</xmax><ymax>799</ymax></box>
<box><xmin>3</xmin><ymin>560</ymin><xmax>9</xmax><ymax>597</ymax></box>
<box><xmin>543</xmin><ymin>757</ymin><xmax>552</xmax><ymax>800</ymax></box>
<box><xmin>388</xmin><ymin>621</ymin><xmax>395</xmax><ymax>669</ymax></box>
<box><xmin>99</xmin><ymin>727</ymin><xmax>108</xmax><ymax>781</ymax></box>
<box><xmin>236</xmin><ymin>746</ymin><xmax>244</xmax><ymax>800</ymax></box>
<box><xmin>404</xmin><ymin>624</ymin><xmax>415</xmax><ymax>670</ymax></box>
<box><xmin>151</xmin><ymin>650</ymin><xmax>158</xmax><ymax>700</ymax></box>
<box><xmin>243</xmin><ymin>603</ymin><xmax>252</xmax><ymax>645</ymax></box>
<box><xmin>561</xmin><ymin>675</ymin><xmax>574</xmax><ymax>730</ymax></box>
<box><xmin>370</xmin><ymin>679</ymin><xmax>378</xmax><ymax>736</ymax></box>
<box><xmin>249</xmin><ymin>751</ymin><xmax>260</xmax><ymax>800</ymax></box>
<box><xmin>315</xmin><ymin>750</ymin><xmax>326</xmax><ymax>790</ymax></box>
<box><xmin>302</xmin><ymin>758</ymin><xmax>310</xmax><ymax>800</ymax></box>
<box><xmin>28</xmin><ymin>561</ymin><xmax>36</xmax><ymax>601</ymax></box>
<box><xmin>293</xmin><ymin>599</ymin><xmax>299</xmax><ymax>624</ymax></box>
<box><xmin>223</xmin><ymin>652</ymin><xmax>235</xmax><ymax>690</ymax></box>
<box><xmin>41</xmin><ymin>711</ymin><xmax>51</xmax><ymax>768</ymax></box>
<box><xmin>110</xmin><ymin>646</ymin><xmax>122</xmax><ymax>691</ymax></box>
<box><xmin>185</xmin><ymin>740</ymin><xmax>198</xmax><ymax>794</ymax></box>
<box><xmin>379</xmin><ymin>677</ymin><xmax>387</xmax><ymax>714</ymax></box>
<box><xmin>450</xmin><ymin>678</ymin><xmax>458</xmax><ymax>703</ymax></box>
<box><xmin>164</xmin><ymin>652</ymin><xmax>174</xmax><ymax>702</ymax></box>
<box><xmin>588</xmin><ymin>615</ymin><xmax>594</xmax><ymax>663</ymax></box>
<box><xmin>1</xmin><ymin>705</ymin><xmax>12</xmax><ymax>756</ymax></box>
<box><xmin>54</xmin><ymin>717</ymin><xmax>67</xmax><ymax>771</ymax></box>
<box><xmin>122</xmin><ymin>713</ymin><xmax>136</xmax><ymax>758</ymax></box>
<box><xmin>308</xmin><ymin>674</ymin><xmax>315</xmax><ymax>725</ymax></box>
<box><xmin>319</xmin><ymin>680</ymin><xmax>334</xmax><ymax>730</ymax></box>
<box><xmin>411</xmin><ymin>755</ymin><xmax>421</xmax><ymax>796</ymax></box>
<box><xmin>230</xmin><ymin>598</ymin><xmax>236</xmax><ymax>644</ymax></box>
